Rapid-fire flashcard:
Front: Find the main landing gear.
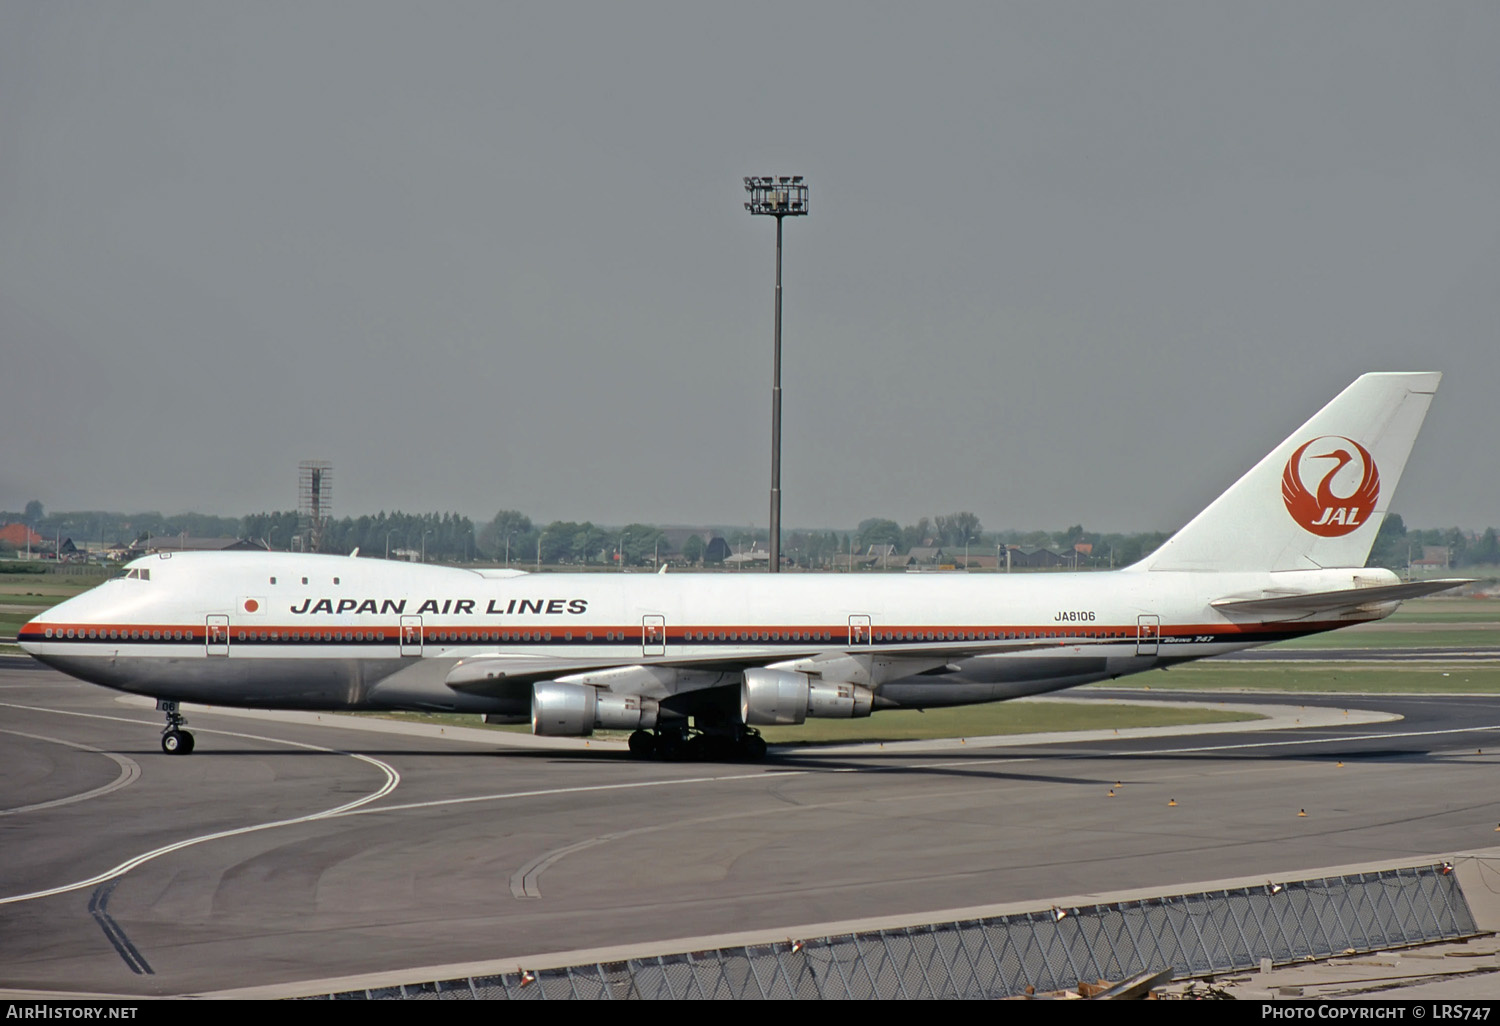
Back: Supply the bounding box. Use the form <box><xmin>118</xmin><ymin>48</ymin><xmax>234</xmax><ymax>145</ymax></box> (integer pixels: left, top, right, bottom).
<box><xmin>627</xmin><ymin>726</ymin><xmax>767</xmax><ymax>762</ymax></box>
<box><xmin>157</xmin><ymin>699</ymin><xmax>195</xmax><ymax>755</ymax></box>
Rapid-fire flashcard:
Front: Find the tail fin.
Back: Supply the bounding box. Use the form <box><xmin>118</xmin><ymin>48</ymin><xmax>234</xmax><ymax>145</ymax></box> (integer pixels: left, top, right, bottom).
<box><xmin>1135</xmin><ymin>372</ymin><xmax>1440</xmax><ymax>573</ymax></box>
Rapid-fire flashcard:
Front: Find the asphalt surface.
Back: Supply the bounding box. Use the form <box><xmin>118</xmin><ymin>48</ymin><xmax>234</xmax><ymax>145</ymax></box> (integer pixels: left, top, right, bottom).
<box><xmin>3</xmin><ymin>657</ymin><xmax>1500</xmax><ymax>998</ymax></box>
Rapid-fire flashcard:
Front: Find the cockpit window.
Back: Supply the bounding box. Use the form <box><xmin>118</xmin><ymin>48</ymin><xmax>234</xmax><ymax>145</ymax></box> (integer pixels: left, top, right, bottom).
<box><xmin>123</xmin><ymin>568</ymin><xmax>151</xmax><ymax>581</ymax></box>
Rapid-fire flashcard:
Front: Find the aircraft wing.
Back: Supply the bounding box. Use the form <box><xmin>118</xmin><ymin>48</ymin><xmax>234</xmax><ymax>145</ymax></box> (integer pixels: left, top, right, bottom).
<box><xmin>1211</xmin><ymin>578</ymin><xmax>1472</xmax><ymax>616</ymax></box>
<box><xmin>444</xmin><ymin>635</ymin><xmax>1112</xmax><ymax>699</ymax></box>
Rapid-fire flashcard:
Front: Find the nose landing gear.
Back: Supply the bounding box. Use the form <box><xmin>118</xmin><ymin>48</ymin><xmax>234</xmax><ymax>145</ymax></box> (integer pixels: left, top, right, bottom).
<box><xmin>157</xmin><ymin>699</ymin><xmax>195</xmax><ymax>754</ymax></box>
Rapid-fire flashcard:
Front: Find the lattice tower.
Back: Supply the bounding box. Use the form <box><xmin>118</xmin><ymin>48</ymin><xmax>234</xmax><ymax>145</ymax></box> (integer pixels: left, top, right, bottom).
<box><xmin>298</xmin><ymin>460</ymin><xmax>333</xmax><ymax>553</ymax></box>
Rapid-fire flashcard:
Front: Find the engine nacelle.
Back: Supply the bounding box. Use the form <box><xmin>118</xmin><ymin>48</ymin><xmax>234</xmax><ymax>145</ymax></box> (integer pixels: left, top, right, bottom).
<box><xmin>807</xmin><ymin>679</ymin><xmax>875</xmax><ymax>719</ymax></box>
<box><xmin>741</xmin><ymin>669</ymin><xmax>874</xmax><ymax>725</ymax></box>
<box><xmin>594</xmin><ymin>692</ymin><xmax>660</xmax><ymax>731</ymax></box>
<box><xmin>741</xmin><ymin>668</ymin><xmax>810</xmax><ymax>725</ymax></box>
<box><xmin>531</xmin><ymin>681</ymin><xmax>659</xmax><ymax>736</ymax></box>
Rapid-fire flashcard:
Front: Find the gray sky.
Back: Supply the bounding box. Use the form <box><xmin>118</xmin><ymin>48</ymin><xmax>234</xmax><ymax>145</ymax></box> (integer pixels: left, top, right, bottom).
<box><xmin>2</xmin><ymin>2</ymin><xmax>1496</xmax><ymax>534</ymax></box>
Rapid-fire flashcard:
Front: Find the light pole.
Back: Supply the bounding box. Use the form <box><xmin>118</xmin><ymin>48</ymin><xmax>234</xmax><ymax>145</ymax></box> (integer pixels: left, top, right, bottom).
<box><xmin>386</xmin><ymin>529</ymin><xmax>396</xmax><ymax>560</ymax></box>
<box><xmin>744</xmin><ymin>175</ymin><xmax>808</xmax><ymax>573</ymax></box>
<box><xmin>422</xmin><ymin>530</ymin><xmax>431</xmax><ymax>564</ymax></box>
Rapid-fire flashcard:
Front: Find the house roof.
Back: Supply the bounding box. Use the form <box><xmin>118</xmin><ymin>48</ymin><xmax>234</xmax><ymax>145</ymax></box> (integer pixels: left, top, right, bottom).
<box><xmin>133</xmin><ymin>537</ymin><xmax>269</xmax><ymax>553</ymax></box>
<box><xmin>0</xmin><ymin>523</ymin><xmax>44</xmax><ymax>547</ymax></box>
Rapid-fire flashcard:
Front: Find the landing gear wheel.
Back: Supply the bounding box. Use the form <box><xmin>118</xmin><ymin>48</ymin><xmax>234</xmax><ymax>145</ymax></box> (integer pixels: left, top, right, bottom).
<box><xmin>162</xmin><ymin>729</ymin><xmax>194</xmax><ymax>755</ymax></box>
<box><xmin>740</xmin><ymin>733</ymin><xmax>767</xmax><ymax>761</ymax></box>
<box><xmin>157</xmin><ymin>699</ymin><xmax>194</xmax><ymax>754</ymax></box>
<box><xmin>628</xmin><ymin>730</ymin><xmax>657</xmax><ymax>759</ymax></box>
<box><xmin>654</xmin><ymin>728</ymin><xmax>686</xmax><ymax>761</ymax></box>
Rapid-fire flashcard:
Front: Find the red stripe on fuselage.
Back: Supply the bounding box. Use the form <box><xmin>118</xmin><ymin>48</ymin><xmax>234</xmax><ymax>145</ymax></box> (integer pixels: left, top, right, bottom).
<box><xmin>19</xmin><ymin>619</ymin><xmax>1349</xmax><ymax>647</ymax></box>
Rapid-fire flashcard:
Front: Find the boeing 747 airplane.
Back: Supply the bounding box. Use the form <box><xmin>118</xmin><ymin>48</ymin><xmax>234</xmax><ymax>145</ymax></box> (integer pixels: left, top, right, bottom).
<box><xmin>20</xmin><ymin>373</ymin><xmax>1466</xmax><ymax>759</ymax></box>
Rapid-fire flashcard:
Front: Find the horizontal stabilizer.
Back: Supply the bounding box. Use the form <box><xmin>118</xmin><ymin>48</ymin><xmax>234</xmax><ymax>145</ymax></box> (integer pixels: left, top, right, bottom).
<box><xmin>1211</xmin><ymin>578</ymin><xmax>1472</xmax><ymax>615</ymax></box>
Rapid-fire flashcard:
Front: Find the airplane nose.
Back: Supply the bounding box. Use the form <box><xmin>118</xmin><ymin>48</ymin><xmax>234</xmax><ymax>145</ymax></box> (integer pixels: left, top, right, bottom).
<box><xmin>17</xmin><ymin>615</ymin><xmax>47</xmax><ymax>656</ymax></box>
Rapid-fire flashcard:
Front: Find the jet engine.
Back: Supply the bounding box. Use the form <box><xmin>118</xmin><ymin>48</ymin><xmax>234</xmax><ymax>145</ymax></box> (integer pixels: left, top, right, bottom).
<box><xmin>740</xmin><ymin>668</ymin><xmax>874</xmax><ymax>726</ymax></box>
<box><xmin>531</xmin><ymin>681</ymin><xmax>659</xmax><ymax>736</ymax></box>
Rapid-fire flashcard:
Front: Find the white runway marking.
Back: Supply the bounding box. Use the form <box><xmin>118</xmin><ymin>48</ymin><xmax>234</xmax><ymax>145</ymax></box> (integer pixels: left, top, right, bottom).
<box><xmin>0</xmin><ymin>729</ymin><xmax>142</xmax><ymax>816</ymax></box>
<box><xmin>0</xmin><ymin>702</ymin><xmax>401</xmax><ymax>906</ymax></box>
<box><xmin>339</xmin><ymin>769</ymin><xmax>804</xmax><ymax>818</ymax></box>
<box><xmin>1144</xmin><ymin>722</ymin><xmax>1500</xmax><ymax>756</ymax></box>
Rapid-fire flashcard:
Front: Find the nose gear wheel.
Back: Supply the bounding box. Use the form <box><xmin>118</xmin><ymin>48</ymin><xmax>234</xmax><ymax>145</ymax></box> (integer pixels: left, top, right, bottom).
<box><xmin>157</xmin><ymin>700</ymin><xmax>196</xmax><ymax>755</ymax></box>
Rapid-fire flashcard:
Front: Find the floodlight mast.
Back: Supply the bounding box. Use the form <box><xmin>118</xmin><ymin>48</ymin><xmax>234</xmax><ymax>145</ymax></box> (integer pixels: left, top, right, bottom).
<box><xmin>743</xmin><ymin>175</ymin><xmax>808</xmax><ymax>573</ymax></box>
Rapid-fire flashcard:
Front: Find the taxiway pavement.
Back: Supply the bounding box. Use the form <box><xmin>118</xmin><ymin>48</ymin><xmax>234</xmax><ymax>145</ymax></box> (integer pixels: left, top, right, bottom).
<box><xmin>3</xmin><ymin>660</ymin><xmax>1499</xmax><ymax>998</ymax></box>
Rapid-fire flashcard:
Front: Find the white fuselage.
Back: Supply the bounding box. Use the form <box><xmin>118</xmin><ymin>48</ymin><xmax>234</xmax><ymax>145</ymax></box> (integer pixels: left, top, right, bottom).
<box><xmin>20</xmin><ymin>551</ymin><xmax>1397</xmax><ymax>716</ymax></box>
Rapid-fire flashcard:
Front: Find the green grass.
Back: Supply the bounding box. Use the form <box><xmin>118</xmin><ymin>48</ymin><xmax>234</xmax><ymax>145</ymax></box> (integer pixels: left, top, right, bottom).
<box><xmin>0</xmin><ymin>578</ymin><xmax>104</xmax><ymax>641</ymax></box>
<box><xmin>0</xmin><ymin>593</ymin><xmax>66</xmax><ymax>607</ymax></box>
<box><xmin>0</xmin><ymin>578</ymin><xmax>103</xmax><ymax>603</ymax></box>
<box><xmin>1259</xmin><ymin>597</ymin><xmax>1500</xmax><ymax>651</ymax></box>
<box><xmin>1267</xmin><ymin>629</ymin><xmax>1500</xmax><ymax>650</ymax></box>
<box><xmin>1380</xmin><ymin>600</ymin><xmax>1500</xmax><ymax>624</ymax></box>
<box><xmin>1099</xmin><ymin>661</ymin><xmax>1500</xmax><ymax>694</ymax></box>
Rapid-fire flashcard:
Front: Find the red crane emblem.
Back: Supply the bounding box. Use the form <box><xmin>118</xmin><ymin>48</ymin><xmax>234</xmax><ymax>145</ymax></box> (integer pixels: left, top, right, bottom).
<box><xmin>1281</xmin><ymin>436</ymin><xmax>1380</xmax><ymax>537</ymax></box>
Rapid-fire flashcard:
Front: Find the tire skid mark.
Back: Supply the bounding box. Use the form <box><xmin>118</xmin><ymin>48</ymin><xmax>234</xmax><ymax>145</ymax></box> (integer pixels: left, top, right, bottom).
<box><xmin>88</xmin><ymin>880</ymin><xmax>153</xmax><ymax>975</ymax></box>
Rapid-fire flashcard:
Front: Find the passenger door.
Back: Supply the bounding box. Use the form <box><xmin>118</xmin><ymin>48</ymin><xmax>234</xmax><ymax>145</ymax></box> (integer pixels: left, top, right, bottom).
<box><xmin>400</xmin><ymin>615</ymin><xmax>424</xmax><ymax>656</ymax></box>
<box><xmin>206</xmin><ymin>615</ymin><xmax>229</xmax><ymax>657</ymax></box>
<box><xmin>848</xmin><ymin>614</ymin><xmax>872</xmax><ymax>646</ymax></box>
<box><xmin>642</xmin><ymin>615</ymin><xmax>666</xmax><ymax>657</ymax></box>
<box><xmin>1136</xmin><ymin>615</ymin><xmax>1160</xmax><ymax>656</ymax></box>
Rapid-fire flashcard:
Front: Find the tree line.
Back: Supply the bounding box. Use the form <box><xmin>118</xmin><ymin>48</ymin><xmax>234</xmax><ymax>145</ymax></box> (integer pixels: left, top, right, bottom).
<box><xmin>3</xmin><ymin>500</ymin><xmax>1498</xmax><ymax>570</ymax></box>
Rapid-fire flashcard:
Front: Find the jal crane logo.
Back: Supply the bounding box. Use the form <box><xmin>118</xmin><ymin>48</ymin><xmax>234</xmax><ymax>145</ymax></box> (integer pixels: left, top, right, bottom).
<box><xmin>1281</xmin><ymin>436</ymin><xmax>1380</xmax><ymax>537</ymax></box>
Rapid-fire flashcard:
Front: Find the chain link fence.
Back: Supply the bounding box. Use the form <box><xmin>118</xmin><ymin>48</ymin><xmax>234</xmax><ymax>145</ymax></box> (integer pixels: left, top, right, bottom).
<box><xmin>307</xmin><ymin>862</ymin><xmax>1478</xmax><ymax>999</ymax></box>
